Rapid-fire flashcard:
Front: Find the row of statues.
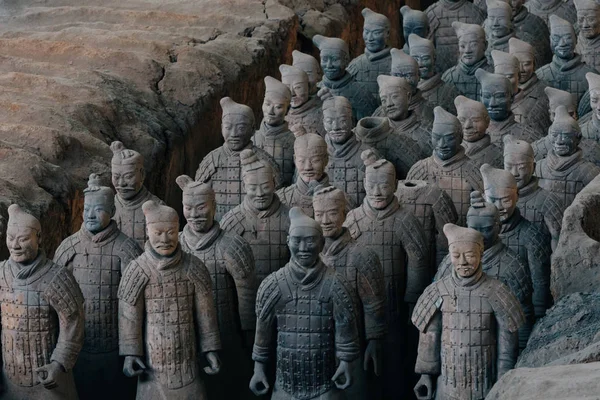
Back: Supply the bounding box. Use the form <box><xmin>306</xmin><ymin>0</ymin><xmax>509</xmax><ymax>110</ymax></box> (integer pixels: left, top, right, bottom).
<box><xmin>2</xmin><ymin>2</ymin><xmax>600</xmax><ymax>400</ymax></box>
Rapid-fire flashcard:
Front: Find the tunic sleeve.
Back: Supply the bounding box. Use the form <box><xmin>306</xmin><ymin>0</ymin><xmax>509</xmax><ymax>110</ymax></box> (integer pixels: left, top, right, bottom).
<box><xmin>118</xmin><ymin>261</ymin><xmax>148</xmax><ymax>356</ymax></box>
<box><xmin>252</xmin><ymin>274</ymin><xmax>281</xmax><ymax>363</ymax></box>
<box><xmin>354</xmin><ymin>249</ymin><xmax>387</xmax><ymax>340</ymax></box>
<box><xmin>414</xmin><ymin>311</ymin><xmax>442</xmax><ymax>375</ymax></box>
<box><xmin>332</xmin><ymin>275</ymin><xmax>360</xmax><ymax>362</ymax></box>
<box><xmin>188</xmin><ymin>258</ymin><xmax>222</xmax><ymax>353</ymax></box>
<box><xmin>401</xmin><ymin>213</ymin><xmax>432</xmax><ymax>304</ymax></box>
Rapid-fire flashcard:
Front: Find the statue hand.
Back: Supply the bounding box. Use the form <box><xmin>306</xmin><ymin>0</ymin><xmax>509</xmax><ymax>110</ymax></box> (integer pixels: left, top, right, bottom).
<box><xmin>331</xmin><ymin>360</ymin><xmax>353</xmax><ymax>390</ymax></box>
<box><xmin>249</xmin><ymin>362</ymin><xmax>270</xmax><ymax>396</ymax></box>
<box><xmin>35</xmin><ymin>361</ymin><xmax>64</xmax><ymax>390</ymax></box>
<box><xmin>363</xmin><ymin>339</ymin><xmax>383</xmax><ymax>376</ymax></box>
<box><xmin>203</xmin><ymin>352</ymin><xmax>221</xmax><ymax>375</ymax></box>
<box><xmin>317</xmin><ymin>87</ymin><xmax>333</xmax><ymax>101</ymax></box>
<box><xmin>123</xmin><ymin>356</ymin><xmax>146</xmax><ymax>378</ymax></box>
<box><xmin>414</xmin><ymin>374</ymin><xmax>435</xmax><ymax>400</ymax></box>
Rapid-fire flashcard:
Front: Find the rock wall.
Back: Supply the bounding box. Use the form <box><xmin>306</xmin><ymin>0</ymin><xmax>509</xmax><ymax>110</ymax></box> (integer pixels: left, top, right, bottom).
<box><xmin>0</xmin><ymin>0</ymin><xmax>408</xmax><ymax>257</ymax></box>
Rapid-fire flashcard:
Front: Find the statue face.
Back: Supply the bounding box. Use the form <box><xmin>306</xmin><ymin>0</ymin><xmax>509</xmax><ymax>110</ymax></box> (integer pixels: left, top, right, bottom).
<box><xmin>183</xmin><ymin>194</ymin><xmax>215</xmax><ymax>233</ymax></box>
<box><xmin>295</xmin><ymin>148</ymin><xmax>327</xmax><ymax>183</ymax></box>
<box><xmin>262</xmin><ymin>95</ymin><xmax>288</xmax><ymax>126</ymax></box>
<box><xmin>495</xmin><ymin>64</ymin><xmax>519</xmax><ymax>95</ymax></box>
<box><xmin>83</xmin><ymin>195</ymin><xmax>114</xmax><ymax>234</ymax></box>
<box><xmin>484</xmin><ymin>188</ymin><xmax>518</xmax><ymax>222</ymax></box>
<box><xmin>449</xmin><ymin>241</ymin><xmax>481</xmax><ymax>278</ymax></box>
<box><xmin>363</xmin><ymin>24</ymin><xmax>389</xmax><ymax>53</ymax></box>
<box><xmin>147</xmin><ymin>221</ymin><xmax>179</xmax><ymax>257</ymax></box>
<box><xmin>364</xmin><ymin>169</ymin><xmax>397</xmax><ymax>210</ymax></box>
<box><xmin>112</xmin><ymin>164</ymin><xmax>144</xmax><ymax>201</ymax></box>
<box><xmin>222</xmin><ymin>114</ymin><xmax>254</xmax><ymax>151</ymax></box>
<box><xmin>321</xmin><ymin>50</ymin><xmax>348</xmax><ymax>81</ymax></box>
<box><xmin>313</xmin><ymin>199</ymin><xmax>345</xmax><ymax>238</ymax></box>
<box><xmin>287</xmin><ymin>226</ymin><xmax>324</xmax><ymax>267</ymax></box>
<box><xmin>549</xmin><ymin>105</ymin><xmax>577</xmax><ymax>122</ymax></box>
<box><xmin>458</xmin><ymin>34</ymin><xmax>486</xmax><ymax>66</ymax></box>
<box><xmin>481</xmin><ymin>82</ymin><xmax>512</xmax><ymax>121</ymax></box>
<box><xmin>403</xmin><ymin>21</ymin><xmax>428</xmax><ymax>43</ymax></box>
<box><xmin>380</xmin><ymin>87</ymin><xmax>410</xmax><ymax>120</ymax></box>
<box><xmin>504</xmin><ymin>154</ymin><xmax>535</xmax><ymax>189</ymax></box>
<box><xmin>487</xmin><ymin>9</ymin><xmax>513</xmax><ymax>38</ymax></box>
<box><xmin>285</xmin><ymin>78</ymin><xmax>310</xmax><ymax>108</ymax></box>
<box><xmin>590</xmin><ymin>89</ymin><xmax>600</xmax><ymax>121</ymax></box>
<box><xmin>510</xmin><ymin>0</ymin><xmax>524</xmax><ymax>14</ymax></box>
<box><xmin>411</xmin><ymin>48</ymin><xmax>435</xmax><ymax>79</ymax></box>
<box><xmin>391</xmin><ymin>66</ymin><xmax>419</xmax><ymax>91</ymax></box>
<box><xmin>6</xmin><ymin>226</ymin><xmax>39</xmax><ymax>264</ymax></box>
<box><xmin>550</xmin><ymin>128</ymin><xmax>580</xmax><ymax>156</ymax></box>
<box><xmin>243</xmin><ymin>171</ymin><xmax>276</xmax><ymax>211</ymax></box>
<box><xmin>432</xmin><ymin>128</ymin><xmax>461</xmax><ymax>160</ymax></box>
<box><xmin>515</xmin><ymin>53</ymin><xmax>535</xmax><ymax>84</ymax></box>
<box><xmin>467</xmin><ymin>215</ymin><xmax>500</xmax><ymax>249</ymax></box>
<box><xmin>324</xmin><ymin>107</ymin><xmax>353</xmax><ymax>144</ymax></box>
<box><xmin>578</xmin><ymin>9</ymin><xmax>600</xmax><ymax>39</ymax></box>
<box><xmin>458</xmin><ymin>108</ymin><xmax>489</xmax><ymax>142</ymax></box>
<box><xmin>551</xmin><ymin>31</ymin><xmax>576</xmax><ymax>60</ymax></box>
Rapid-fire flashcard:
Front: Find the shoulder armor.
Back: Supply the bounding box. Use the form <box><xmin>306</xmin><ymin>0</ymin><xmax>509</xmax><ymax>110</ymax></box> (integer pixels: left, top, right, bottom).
<box><xmin>256</xmin><ymin>271</ymin><xmax>282</xmax><ymax>320</ymax></box>
<box><xmin>398</xmin><ymin>209</ymin><xmax>429</xmax><ymax>257</ymax></box>
<box><xmin>486</xmin><ymin>278</ymin><xmax>526</xmax><ymax>333</ymax></box>
<box><xmin>221</xmin><ymin>231</ymin><xmax>255</xmax><ymax>279</ymax></box>
<box><xmin>343</xmin><ymin>208</ymin><xmax>364</xmax><ymax>239</ymax></box>
<box><xmin>117</xmin><ymin>234</ymin><xmax>143</xmax><ymax>265</ymax></box>
<box><xmin>44</xmin><ymin>264</ymin><xmax>84</xmax><ymax>318</ymax></box>
<box><xmin>463</xmin><ymin>161</ymin><xmax>485</xmax><ymax>192</ymax></box>
<box><xmin>52</xmin><ymin>234</ymin><xmax>80</xmax><ymax>267</ymax></box>
<box><xmin>195</xmin><ymin>150</ymin><xmax>219</xmax><ymax>182</ymax></box>
<box><xmin>117</xmin><ymin>258</ymin><xmax>150</xmax><ymax>306</ymax></box>
<box><xmin>432</xmin><ymin>188</ymin><xmax>459</xmax><ymax>226</ymax></box>
<box><xmin>351</xmin><ymin>245</ymin><xmax>383</xmax><ymax>282</ymax></box>
<box><xmin>407</xmin><ymin>159</ymin><xmax>430</xmax><ymax>181</ymax></box>
<box><xmin>186</xmin><ymin>253</ymin><xmax>213</xmax><ymax>296</ymax></box>
<box><xmin>330</xmin><ymin>270</ymin><xmax>357</xmax><ymax>324</ymax></box>
<box><xmin>220</xmin><ymin>207</ymin><xmax>246</xmax><ymax>236</ymax></box>
<box><xmin>254</xmin><ymin>146</ymin><xmax>284</xmax><ymax>188</ymax></box>
<box><xmin>412</xmin><ymin>281</ymin><xmax>442</xmax><ymax>332</ymax></box>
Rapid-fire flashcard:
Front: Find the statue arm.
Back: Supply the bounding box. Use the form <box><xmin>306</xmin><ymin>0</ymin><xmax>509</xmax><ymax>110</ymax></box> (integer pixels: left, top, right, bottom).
<box><xmin>527</xmin><ymin>229</ymin><xmax>552</xmax><ymax>318</ymax></box>
<box><xmin>189</xmin><ymin>261</ymin><xmax>222</xmax><ymax>353</ymax></box>
<box><xmin>332</xmin><ymin>276</ymin><xmax>361</xmax><ymax>363</ymax></box>
<box><xmin>356</xmin><ymin>251</ymin><xmax>387</xmax><ymax>340</ymax></box>
<box><xmin>117</xmin><ymin>262</ymin><xmax>148</xmax><ymax>357</ymax></box>
<box><xmin>415</xmin><ymin>311</ymin><xmax>442</xmax><ymax>376</ymax></box>
<box><xmin>252</xmin><ymin>274</ymin><xmax>280</xmax><ymax>364</ymax></box>
<box><xmin>496</xmin><ymin>326</ymin><xmax>519</xmax><ymax>378</ymax></box>
<box><xmin>224</xmin><ymin>236</ymin><xmax>258</xmax><ymax>332</ymax></box>
<box><xmin>402</xmin><ymin>216</ymin><xmax>432</xmax><ymax>305</ymax></box>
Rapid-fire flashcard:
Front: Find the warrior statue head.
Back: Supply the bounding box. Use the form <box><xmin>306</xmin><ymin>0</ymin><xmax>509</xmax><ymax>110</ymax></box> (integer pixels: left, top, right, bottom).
<box><xmin>485</xmin><ymin>0</ymin><xmax>514</xmax><ymax>39</ymax></box>
<box><xmin>401</xmin><ymin>6</ymin><xmax>430</xmax><ymax>47</ymax></box>
<box><xmin>241</xmin><ymin>149</ymin><xmax>276</xmax><ymax>211</ymax></box>
<box><xmin>476</xmin><ymin>69</ymin><xmax>513</xmax><ymax>121</ymax></box>
<box><xmin>586</xmin><ymin>72</ymin><xmax>600</xmax><ymax>122</ymax></box>
<box><xmin>453</xmin><ymin>22</ymin><xmax>487</xmax><ymax>67</ymax></box>
<box><xmin>110</xmin><ymin>141</ymin><xmax>145</xmax><ymax>201</ymax></box>
<box><xmin>287</xmin><ymin>207</ymin><xmax>324</xmax><ymax>268</ymax></box>
<box><xmin>262</xmin><ymin>76</ymin><xmax>291</xmax><ymax>127</ymax></box>
<box><xmin>176</xmin><ymin>175</ymin><xmax>216</xmax><ymax>234</ymax></box>
<box><xmin>6</xmin><ymin>204</ymin><xmax>42</xmax><ymax>264</ymax></box>
<box><xmin>390</xmin><ymin>48</ymin><xmax>420</xmax><ymax>93</ymax></box>
<box><xmin>83</xmin><ymin>173</ymin><xmax>115</xmax><ymax>234</ymax></box>
<box><xmin>432</xmin><ymin>106</ymin><xmax>463</xmax><ymax>160</ymax></box>
<box><xmin>323</xmin><ymin>96</ymin><xmax>354</xmax><ymax>145</ymax></box>
<box><xmin>220</xmin><ymin>97</ymin><xmax>255</xmax><ymax>151</ymax></box>
<box><xmin>408</xmin><ymin>34</ymin><xmax>436</xmax><ymax>80</ymax></box>
<box><xmin>292</xmin><ymin>50</ymin><xmax>322</xmax><ymax>95</ymax></box>
<box><xmin>313</xmin><ymin>186</ymin><xmax>347</xmax><ymax>239</ymax></box>
<box><xmin>362</xmin><ymin>149</ymin><xmax>397</xmax><ymax>210</ymax></box>
<box><xmin>549</xmin><ymin>14</ymin><xmax>577</xmax><ymax>61</ymax></box>
<box><xmin>481</xmin><ymin>163</ymin><xmax>519</xmax><ymax>222</ymax></box>
<box><xmin>378</xmin><ymin>75</ymin><xmax>412</xmax><ymax>121</ymax></box>
<box><xmin>509</xmin><ymin>37</ymin><xmax>536</xmax><ymax>85</ymax></box>
<box><xmin>294</xmin><ymin>133</ymin><xmax>328</xmax><ymax>184</ymax></box>
<box><xmin>444</xmin><ymin>223</ymin><xmax>484</xmax><ymax>279</ymax></box>
<box><xmin>503</xmin><ymin>135</ymin><xmax>536</xmax><ymax>189</ymax></box>
<box><xmin>549</xmin><ymin>105</ymin><xmax>582</xmax><ymax>157</ymax></box>
<box><xmin>575</xmin><ymin>0</ymin><xmax>600</xmax><ymax>40</ymax></box>
<box><xmin>492</xmin><ymin>50</ymin><xmax>520</xmax><ymax>96</ymax></box>
<box><xmin>545</xmin><ymin>86</ymin><xmax>578</xmax><ymax>121</ymax></box>
<box><xmin>362</xmin><ymin>8</ymin><xmax>391</xmax><ymax>53</ymax></box>
<box><xmin>466</xmin><ymin>191</ymin><xmax>501</xmax><ymax>249</ymax></box>
<box><xmin>280</xmin><ymin>64</ymin><xmax>310</xmax><ymax>109</ymax></box>
<box><xmin>455</xmin><ymin>95</ymin><xmax>490</xmax><ymax>143</ymax></box>
<box><xmin>313</xmin><ymin>35</ymin><xmax>349</xmax><ymax>81</ymax></box>
<box><xmin>142</xmin><ymin>201</ymin><xmax>179</xmax><ymax>257</ymax></box>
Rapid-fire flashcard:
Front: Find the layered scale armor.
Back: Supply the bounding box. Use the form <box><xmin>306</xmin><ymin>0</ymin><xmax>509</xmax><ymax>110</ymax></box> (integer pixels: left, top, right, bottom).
<box><xmin>347</xmin><ymin>48</ymin><xmax>392</xmax><ymax>102</ymax></box>
<box><xmin>220</xmin><ymin>196</ymin><xmax>290</xmax><ymax>283</ymax></box>
<box><xmin>512</xmin><ymin>8</ymin><xmax>553</xmax><ymax>67</ymax></box>
<box><xmin>418</xmin><ymin>74</ymin><xmax>461</xmax><ymax>114</ymax></box>
<box><xmin>425</xmin><ymin>0</ymin><xmax>486</xmax><ymax>73</ymax></box>
<box><xmin>413</xmin><ymin>271</ymin><xmax>525</xmax><ymax>400</ymax></box>
<box><xmin>195</xmin><ymin>143</ymin><xmax>282</xmax><ymax>221</ymax></box>
<box><xmin>532</xmin><ymin>135</ymin><xmax>600</xmax><ymax>167</ymax></box>
<box><xmin>512</xmin><ymin>76</ymin><xmax>551</xmax><ymax>134</ymax></box>
<box><xmin>581</xmin><ymin>113</ymin><xmax>600</xmax><ymax>141</ymax></box>
<box><xmin>253</xmin><ymin>261</ymin><xmax>360</xmax><ymax>400</ymax></box>
<box><xmin>318</xmin><ymin>74</ymin><xmax>378</xmax><ymax>122</ymax></box>
<box><xmin>285</xmin><ymin>96</ymin><xmax>326</xmax><ymax>137</ymax></box>
<box><xmin>488</xmin><ymin>114</ymin><xmax>544</xmax><ymax>148</ymax></box>
<box><xmin>577</xmin><ymin>35</ymin><xmax>600</xmax><ymax>75</ymax></box>
<box><xmin>536</xmin><ymin>55</ymin><xmax>595</xmax><ymax>105</ymax></box>
<box><xmin>114</xmin><ymin>186</ymin><xmax>164</xmax><ymax>248</ymax></box>
<box><xmin>462</xmin><ymin>135</ymin><xmax>504</xmax><ymax>169</ymax></box>
<box><xmin>525</xmin><ymin>0</ymin><xmax>577</xmax><ymax>26</ymax></box>
<box><xmin>253</xmin><ymin>120</ymin><xmax>296</xmax><ymax>186</ymax></box>
<box><xmin>442</xmin><ymin>58</ymin><xmax>493</xmax><ymax>100</ymax></box>
<box><xmin>389</xmin><ymin>113</ymin><xmax>434</xmax><ymax>158</ymax></box>
<box><xmin>53</xmin><ymin>221</ymin><xmax>142</xmax><ymax>353</ymax></box>
<box><xmin>407</xmin><ymin>149</ymin><xmax>485</xmax><ymax>226</ymax></box>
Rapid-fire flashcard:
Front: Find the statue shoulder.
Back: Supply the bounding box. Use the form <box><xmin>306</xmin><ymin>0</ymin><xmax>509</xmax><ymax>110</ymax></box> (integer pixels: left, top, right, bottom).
<box><xmin>485</xmin><ymin>277</ymin><xmax>526</xmax><ymax>333</ymax></box>
<box><xmin>44</xmin><ymin>263</ymin><xmax>84</xmax><ymax>317</ymax></box>
<box><xmin>220</xmin><ymin>206</ymin><xmax>247</xmax><ymax>236</ymax></box>
<box><xmin>220</xmin><ymin>231</ymin><xmax>255</xmax><ymax>279</ymax></box>
<box><xmin>412</xmin><ymin>281</ymin><xmax>443</xmax><ymax>332</ymax></box>
<box><xmin>256</xmin><ymin>271</ymin><xmax>283</xmax><ymax>320</ymax></box>
<box><xmin>117</xmin><ymin>257</ymin><xmax>150</xmax><ymax>306</ymax></box>
<box><xmin>53</xmin><ymin>233</ymin><xmax>81</xmax><ymax>266</ymax></box>
<box><xmin>185</xmin><ymin>253</ymin><xmax>212</xmax><ymax>295</ymax></box>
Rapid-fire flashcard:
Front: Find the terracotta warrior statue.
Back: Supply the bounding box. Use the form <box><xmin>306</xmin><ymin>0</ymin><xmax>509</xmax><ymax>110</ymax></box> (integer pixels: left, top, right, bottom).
<box><xmin>508</xmin><ymin>39</ymin><xmax>552</xmax><ymax>132</ymax></box>
<box><xmin>0</xmin><ymin>205</ymin><xmax>84</xmax><ymax>400</ymax></box>
<box><xmin>535</xmin><ymin>105</ymin><xmax>600</xmax><ymax>206</ymax></box>
<box><xmin>53</xmin><ymin>174</ymin><xmax>142</xmax><ymax>400</ymax></box>
<box><xmin>412</xmin><ymin>224</ymin><xmax>525</xmax><ymax>400</ymax></box>
<box><xmin>401</xmin><ymin>5</ymin><xmax>430</xmax><ymax>54</ymax></box>
<box><xmin>434</xmin><ymin>191</ymin><xmax>534</xmax><ymax>349</ymax></box>
<box><xmin>475</xmin><ymin>68</ymin><xmax>543</xmax><ymax>146</ymax></box>
<box><xmin>292</xmin><ymin>50</ymin><xmax>322</xmax><ymax>96</ymax></box>
<box><xmin>355</xmin><ymin>115</ymin><xmax>423</xmax><ymax>179</ymax></box>
<box><xmin>442</xmin><ymin>22</ymin><xmax>492</xmax><ymax>100</ymax></box>
<box><xmin>344</xmin><ymin>150</ymin><xmax>430</xmax><ymax>399</ymax></box>
<box><xmin>424</xmin><ymin>0</ymin><xmax>485</xmax><ymax>73</ymax></box>
<box><xmin>313</xmin><ymin>186</ymin><xmax>387</xmax><ymax>398</ymax></box>
<box><xmin>277</xmin><ymin>132</ymin><xmax>355</xmax><ymax>216</ymax></box>
<box><xmin>408</xmin><ymin>34</ymin><xmax>461</xmax><ymax>113</ymax></box>
<box><xmin>484</xmin><ymin>0</ymin><xmax>515</xmax><ymax>61</ymax></box>
<box><xmin>581</xmin><ymin>71</ymin><xmax>600</xmax><ymax>141</ymax></box>
<box><xmin>220</xmin><ymin>149</ymin><xmax>290</xmax><ymax>283</ymax></box>
<box><xmin>323</xmin><ymin>95</ymin><xmax>375</xmax><ymax>206</ymax></box>
<box><xmin>503</xmin><ymin>135</ymin><xmax>565</xmax><ymax>251</ymax></box>
<box><xmin>546</xmin><ymin>86</ymin><xmax>578</xmax><ymax>121</ymax></box>
<box><xmin>537</xmin><ymin>14</ymin><xmax>595</xmax><ymax>106</ymax></box>
<box><xmin>195</xmin><ymin>97</ymin><xmax>282</xmax><ymax>221</ymax></box>
<box><xmin>525</xmin><ymin>0</ymin><xmax>577</xmax><ymax>26</ymax></box>
<box><xmin>313</xmin><ymin>35</ymin><xmax>378</xmax><ymax>121</ymax></box>
<box><xmin>250</xmin><ymin>207</ymin><xmax>360</xmax><ymax>399</ymax></box>
<box><xmin>504</xmin><ymin>0</ymin><xmax>552</xmax><ymax>67</ymax></box>
<box><xmin>378</xmin><ymin>74</ymin><xmax>433</xmax><ymax>158</ymax></box>
<box><xmin>280</xmin><ymin>64</ymin><xmax>326</xmax><ymax>137</ymax></box>
<box><xmin>347</xmin><ymin>8</ymin><xmax>392</xmax><ymax>102</ymax></box>
<box><xmin>395</xmin><ymin>179</ymin><xmax>459</xmax><ymax>269</ymax></box>
<box><xmin>118</xmin><ymin>201</ymin><xmax>221</xmax><ymax>400</ymax></box>
<box><xmin>253</xmin><ymin>76</ymin><xmax>295</xmax><ymax>186</ymax></box>
<box><xmin>455</xmin><ymin>94</ymin><xmax>504</xmax><ymax>168</ymax></box>
<box><xmin>111</xmin><ymin>140</ymin><xmax>163</xmax><ymax>248</ymax></box>
<box><xmin>176</xmin><ymin>176</ymin><xmax>257</xmax><ymax>399</ymax></box>
<box><xmin>407</xmin><ymin>106</ymin><xmax>485</xmax><ymax>226</ymax></box>
<box><xmin>480</xmin><ymin>163</ymin><xmax>552</xmax><ymax>319</ymax></box>
<box><xmin>575</xmin><ymin>0</ymin><xmax>600</xmax><ymax>72</ymax></box>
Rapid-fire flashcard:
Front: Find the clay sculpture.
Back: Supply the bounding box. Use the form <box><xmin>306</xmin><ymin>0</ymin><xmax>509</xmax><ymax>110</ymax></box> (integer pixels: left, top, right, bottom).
<box><xmin>400</xmin><ymin>6</ymin><xmax>430</xmax><ymax>54</ymax></box>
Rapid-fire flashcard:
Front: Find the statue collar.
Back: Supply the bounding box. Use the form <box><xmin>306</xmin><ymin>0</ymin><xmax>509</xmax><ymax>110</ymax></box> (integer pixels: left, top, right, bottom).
<box><xmin>289</xmin><ymin>258</ymin><xmax>327</xmax><ymax>289</ymax></box>
<box><xmin>365</xmin><ymin>47</ymin><xmax>391</xmax><ymax>62</ymax></box>
<box><xmin>296</xmin><ymin>173</ymin><xmax>330</xmax><ymax>196</ymax></box>
<box><xmin>578</xmin><ymin>34</ymin><xmax>600</xmax><ymax>49</ymax></box>
<box><xmin>409</xmin><ymin>90</ymin><xmax>427</xmax><ymax>112</ymax></box>
<box><xmin>546</xmin><ymin>148</ymin><xmax>583</xmax><ymax>172</ymax></box>
<box><xmin>362</xmin><ymin>196</ymin><xmax>400</xmax><ymax>221</ymax></box>
<box><xmin>552</xmin><ymin>54</ymin><xmax>583</xmax><ymax>73</ymax></box>
<box><xmin>258</xmin><ymin>119</ymin><xmax>291</xmax><ymax>139</ymax></box>
<box><xmin>144</xmin><ymin>241</ymin><xmax>183</xmax><ymax>272</ymax></box>
<box><xmin>182</xmin><ymin>222</ymin><xmax>222</xmax><ymax>252</ymax></box>
<box><xmin>500</xmin><ymin>207</ymin><xmax>523</xmax><ymax>234</ymax></box>
<box><xmin>451</xmin><ymin>265</ymin><xmax>485</xmax><ymax>288</ymax></box>
<box><xmin>354</xmin><ymin>117</ymin><xmax>391</xmax><ymax>144</ymax></box>
<box><xmin>322</xmin><ymin>228</ymin><xmax>352</xmax><ymax>258</ymax></box>
<box><xmin>418</xmin><ymin>73</ymin><xmax>443</xmax><ymax>93</ymax></box>
<box><xmin>321</xmin><ymin>72</ymin><xmax>354</xmax><ymax>90</ymax></box>
<box><xmin>531</xmin><ymin>0</ymin><xmax>563</xmax><ymax>11</ymax></box>
<box><xmin>458</xmin><ymin>57</ymin><xmax>488</xmax><ymax>76</ymax></box>
<box><xmin>441</xmin><ymin>0</ymin><xmax>468</xmax><ymax>11</ymax></box>
<box><xmin>388</xmin><ymin>112</ymin><xmax>418</xmax><ymax>132</ymax></box>
<box><xmin>288</xmin><ymin>95</ymin><xmax>320</xmax><ymax>117</ymax></box>
<box><xmin>9</xmin><ymin>251</ymin><xmax>51</xmax><ymax>284</ymax></box>
<box><xmin>433</xmin><ymin>147</ymin><xmax>468</xmax><ymax>168</ymax></box>
<box><xmin>488</xmin><ymin>31</ymin><xmax>515</xmax><ymax>48</ymax></box>
<box><xmin>518</xmin><ymin>176</ymin><xmax>540</xmax><ymax>198</ymax></box>
<box><xmin>518</xmin><ymin>74</ymin><xmax>539</xmax><ymax>95</ymax></box>
<box><xmin>116</xmin><ymin>185</ymin><xmax>152</xmax><ymax>210</ymax></box>
<box><xmin>325</xmin><ymin>132</ymin><xmax>362</xmax><ymax>159</ymax></box>
<box><xmin>513</xmin><ymin>6</ymin><xmax>528</xmax><ymax>23</ymax></box>
<box><xmin>462</xmin><ymin>134</ymin><xmax>492</xmax><ymax>157</ymax></box>
<box><xmin>242</xmin><ymin>193</ymin><xmax>282</xmax><ymax>219</ymax></box>
<box><xmin>80</xmin><ymin>220</ymin><xmax>120</xmax><ymax>245</ymax></box>
<box><xmin>223</xmin><ymin>141</ymin><xmax>253</xmax><ymax>158</ymax></box>
<box><xmin>482</xmin><ymin>240</ymin><xmax>505</xmax><ymax>263</ymax></box>
<box><xmin>489</xmin><ymin>113</ymin><xmax>517</xmax><ymax>134</ymax></box>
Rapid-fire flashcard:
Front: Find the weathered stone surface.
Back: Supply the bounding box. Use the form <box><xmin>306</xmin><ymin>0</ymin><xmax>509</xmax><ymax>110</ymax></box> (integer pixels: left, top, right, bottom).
<box><xmin>551</xmin><ymin>173</ymin><xmax>600</xmax><ymax>299</ymax></box>
<box><xmin>486</xmin><ymin>362</ymin><xmax>600</xmax><ymax>400</ymax></box>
